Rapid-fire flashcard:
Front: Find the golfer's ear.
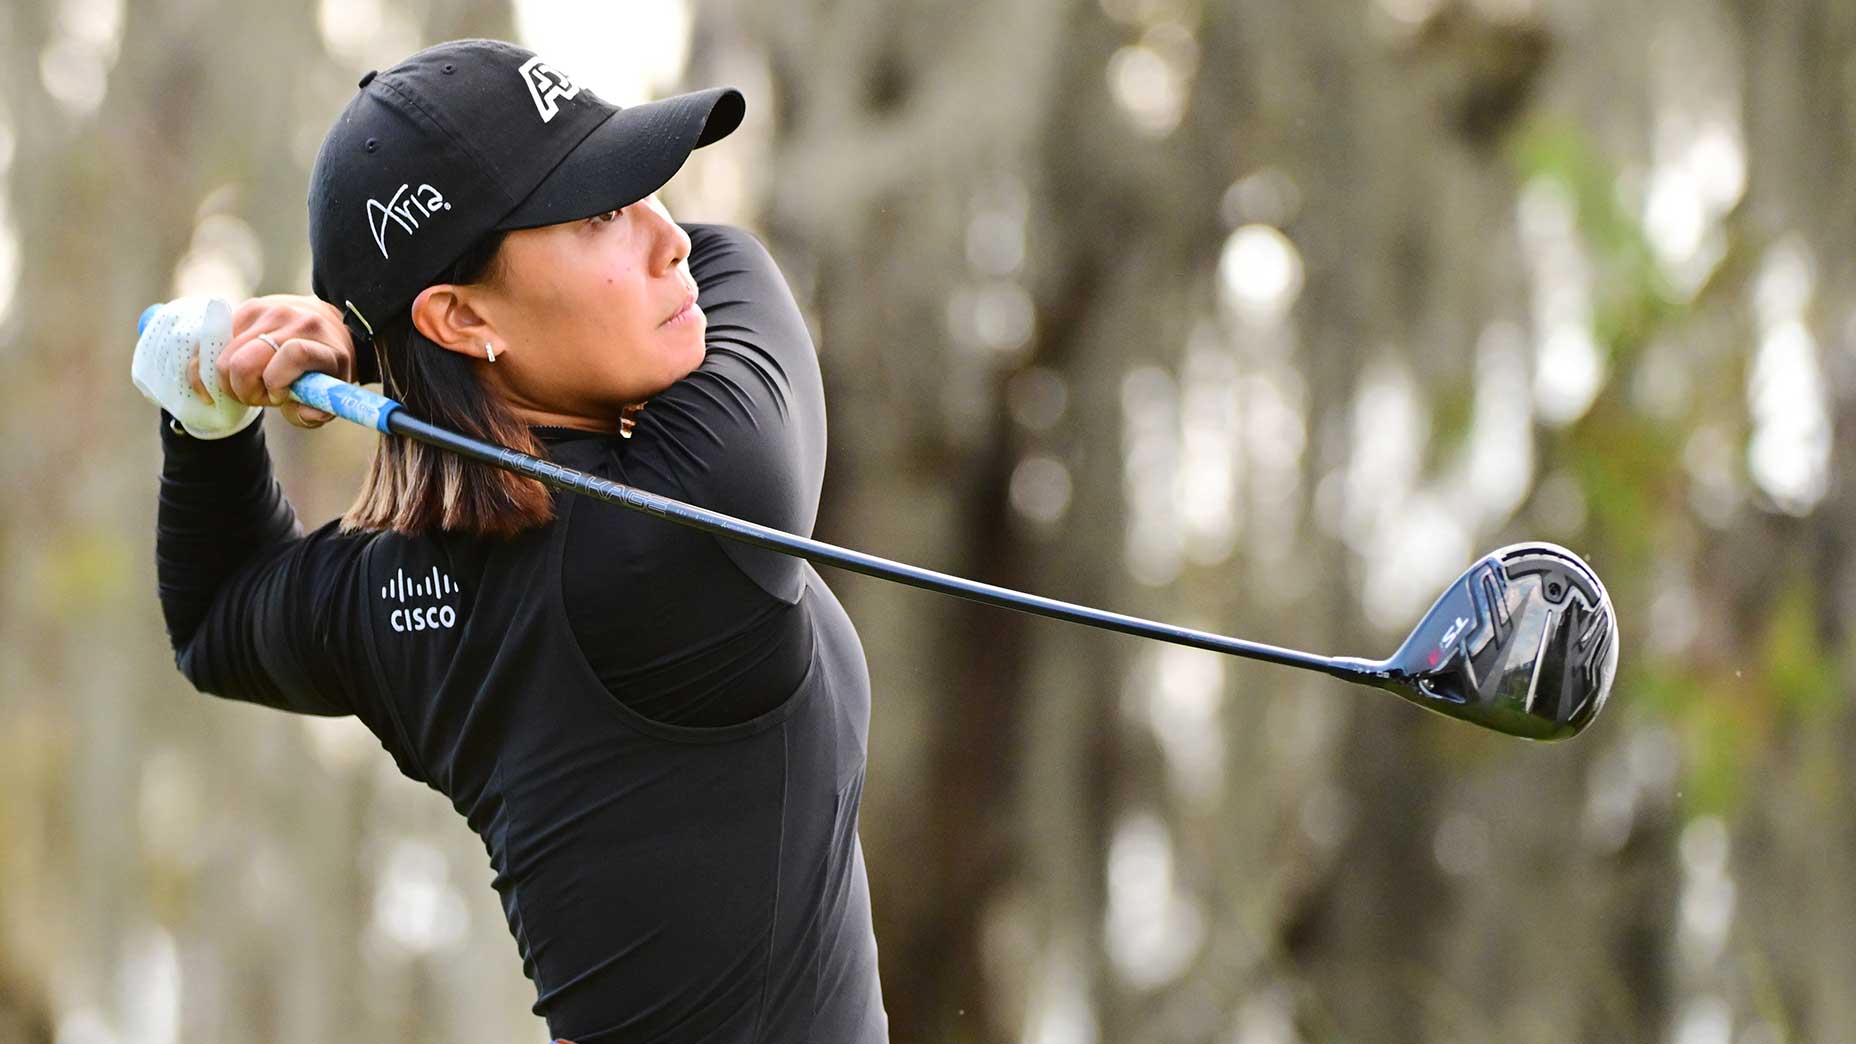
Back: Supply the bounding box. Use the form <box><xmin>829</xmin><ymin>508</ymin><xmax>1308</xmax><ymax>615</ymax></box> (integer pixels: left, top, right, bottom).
<box><xmin>410</xmin><ymin>284</ymin><xmax>497</xmax><ymax>359</ymax></box>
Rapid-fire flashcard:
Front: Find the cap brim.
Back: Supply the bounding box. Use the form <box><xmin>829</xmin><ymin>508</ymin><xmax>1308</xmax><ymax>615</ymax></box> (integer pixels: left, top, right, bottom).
<box><xmin>495</xmin><ymin>86</ymin><xmax>745</xmax><ymax>231</ymax></box>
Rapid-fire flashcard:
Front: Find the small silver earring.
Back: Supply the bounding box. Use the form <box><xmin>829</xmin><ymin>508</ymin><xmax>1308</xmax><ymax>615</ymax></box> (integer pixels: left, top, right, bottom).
<box><xmin>485</xmin><ymin>342</ymin><xmax>498</xmax><ymax>363</ymax></box>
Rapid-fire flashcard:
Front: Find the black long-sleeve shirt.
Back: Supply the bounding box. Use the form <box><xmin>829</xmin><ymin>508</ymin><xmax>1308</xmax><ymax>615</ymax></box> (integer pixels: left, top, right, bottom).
<box><xmin>155</xmin><ymin>224</ymin><xmax>888</xmax><ymax>1043</ymax></box>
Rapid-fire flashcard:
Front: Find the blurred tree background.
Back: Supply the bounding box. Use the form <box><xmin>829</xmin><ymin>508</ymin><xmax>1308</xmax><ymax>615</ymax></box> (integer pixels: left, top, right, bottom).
<box><xmin>1</xmin><ymin>0</ymin><xmax>1851</xmax><ymax>1040</ymax></box>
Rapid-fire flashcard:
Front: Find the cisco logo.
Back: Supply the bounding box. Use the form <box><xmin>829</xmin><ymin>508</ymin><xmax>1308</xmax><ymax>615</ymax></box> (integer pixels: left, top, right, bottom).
<box><xmin>381</xmin><ymin>566</ymin><xmax>461</xmax><ymax>633</ymax></box>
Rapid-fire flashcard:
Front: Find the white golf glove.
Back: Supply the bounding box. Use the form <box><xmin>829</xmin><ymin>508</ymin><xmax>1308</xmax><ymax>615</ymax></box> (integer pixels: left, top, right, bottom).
<box><xmin>131</xmin><ymin>297</ymin><xmax>262</xmax><ymax>439</ymax></box>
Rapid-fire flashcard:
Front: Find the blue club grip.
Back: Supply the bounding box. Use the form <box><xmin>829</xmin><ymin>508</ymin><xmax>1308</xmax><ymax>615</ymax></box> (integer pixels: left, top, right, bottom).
<box><xmin>290</xmin><ymin>372</ymin><xmax>400</xmax><ymax>433</ymax></box>
<box><xmin>137</xmin><ymin>303</ymin><xmax>402</xmax><ymax>433</ymax></box>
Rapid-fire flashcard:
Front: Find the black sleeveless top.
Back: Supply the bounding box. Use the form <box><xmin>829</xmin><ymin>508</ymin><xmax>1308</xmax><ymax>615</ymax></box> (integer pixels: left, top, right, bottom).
<box><xmin>153</xmin><ymin>225</ymin><xmax>888</xmax><ymax>1042</ymax></box>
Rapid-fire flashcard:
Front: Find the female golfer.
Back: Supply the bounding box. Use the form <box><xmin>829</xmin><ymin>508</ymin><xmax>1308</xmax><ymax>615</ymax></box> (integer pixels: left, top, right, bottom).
<box><xmin>152</xmin><ymin>39</ymin><xmax>886</xmax><ymax>1043</ymax></box>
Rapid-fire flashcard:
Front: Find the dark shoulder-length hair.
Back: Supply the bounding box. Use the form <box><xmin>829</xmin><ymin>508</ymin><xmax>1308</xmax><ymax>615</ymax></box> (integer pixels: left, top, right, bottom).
<box><xmin>340</xmin><ymin>231</ymin><xmax>555</xmax><ymax>539</ymax></box>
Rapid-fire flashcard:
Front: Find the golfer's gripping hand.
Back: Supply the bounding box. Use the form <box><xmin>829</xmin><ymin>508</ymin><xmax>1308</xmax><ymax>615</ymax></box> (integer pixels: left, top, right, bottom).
<box><xmin>195</xmin><ymin>296</ymin><xmax>356</xmax><ymax>430</ymax></box>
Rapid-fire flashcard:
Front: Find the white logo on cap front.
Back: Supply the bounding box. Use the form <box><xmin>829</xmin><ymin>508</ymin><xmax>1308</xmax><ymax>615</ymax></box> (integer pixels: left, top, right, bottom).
<box><xmin>365</xmin><ymin>182</ymin><xmax>452</xmax><ymax>261</ymax></box>
<box><xmin>519</xmin><ymin>55</ymin><xmax>581</xmax><ymax>123</ymax></box>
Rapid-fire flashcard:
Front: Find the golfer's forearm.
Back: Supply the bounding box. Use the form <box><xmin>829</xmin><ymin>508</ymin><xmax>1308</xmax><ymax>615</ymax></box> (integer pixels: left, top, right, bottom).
<box><xmin>684</xmin><ymin>223</ymin><xmax>820</xmax><ymax>370</ymax></box>
<box><xmin>155</xmin><ymin>411</ymin><xmax>303</xmax><ymax>662</ymax></box>
<box><xmin>682</xmin><ymin>222</ymin><xmax>825</xmax><ymax>438</ymax></box>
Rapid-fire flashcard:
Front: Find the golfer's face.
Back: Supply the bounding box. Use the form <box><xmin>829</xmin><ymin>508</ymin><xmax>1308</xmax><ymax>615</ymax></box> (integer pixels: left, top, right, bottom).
<box><xmin>486</xmin><ymin>194</ymin><xmax>706</xmax><ymax>411</ymax></box>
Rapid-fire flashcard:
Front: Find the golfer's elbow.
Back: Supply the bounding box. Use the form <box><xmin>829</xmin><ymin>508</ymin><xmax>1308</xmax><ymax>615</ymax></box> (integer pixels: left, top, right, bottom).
<box><xmin>169</xmin><ymin>620</ymin><xmax>341</xmax><ymax>716</ymax></box>
<box><xmin>170</xmin><ymin>632</ymin><xmax>228</xmax><ymax>700</ymax></box>
<box><xmin>168</xmin><ymin>625</ymin><xmax>260</xmax><ymax>705</ymax></box>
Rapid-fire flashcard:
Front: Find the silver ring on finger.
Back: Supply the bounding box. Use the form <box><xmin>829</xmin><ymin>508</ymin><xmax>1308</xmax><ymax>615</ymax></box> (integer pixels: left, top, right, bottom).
<box><xmin>258</xmin><ymin>333</ymin><xmax>282</xmax><ymax>352</ymax></box>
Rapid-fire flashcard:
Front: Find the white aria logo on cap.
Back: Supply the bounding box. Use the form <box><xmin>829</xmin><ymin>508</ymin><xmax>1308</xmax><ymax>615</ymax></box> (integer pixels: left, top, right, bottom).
<box><xmin>366</xmin><ymin>182</ymin><xmax>452</xmax><ymax>261</ymax></box>
<box><xmin>520</xmin><ymin>55</ymin><xmax>581</xmax><ymax>123</ymax></box>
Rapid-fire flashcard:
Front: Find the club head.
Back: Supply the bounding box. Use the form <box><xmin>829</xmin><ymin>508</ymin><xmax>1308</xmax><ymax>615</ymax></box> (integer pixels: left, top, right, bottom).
<box><xmin>1372</xmin><ymin>542</ymin><xmax>1618</xmax><ymax>740</ymax></box>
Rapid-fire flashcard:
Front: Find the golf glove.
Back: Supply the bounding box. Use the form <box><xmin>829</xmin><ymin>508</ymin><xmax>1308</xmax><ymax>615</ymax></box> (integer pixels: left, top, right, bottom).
<box><xmin>131</xmin><ymin>296</ymin><xmax>262</xmax><ymax>439</ymax></box>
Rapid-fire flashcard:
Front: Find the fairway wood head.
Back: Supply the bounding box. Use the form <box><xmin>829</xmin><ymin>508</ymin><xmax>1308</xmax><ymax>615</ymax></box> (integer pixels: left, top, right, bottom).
<box><xmin>1375</xmin><ymin>542</ymin><xmax>1618</xmax><ymax>740</ymax></box>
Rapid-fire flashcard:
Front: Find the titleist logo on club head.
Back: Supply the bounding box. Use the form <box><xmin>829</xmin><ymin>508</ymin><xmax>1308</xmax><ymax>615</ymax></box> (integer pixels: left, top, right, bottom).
<box><xmin>366</xmin><ymin>182</ymin><xmax>452</xmax><ymax>261</ymax></box>
<box><xmin>520</xmin><ymin>54</ymin><xmax>580</xmax><ymax>123</ymax></box>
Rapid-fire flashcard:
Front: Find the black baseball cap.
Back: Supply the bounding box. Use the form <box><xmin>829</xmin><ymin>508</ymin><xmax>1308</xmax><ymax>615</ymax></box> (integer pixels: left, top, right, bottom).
<box><xmin>308</xmin><ymin>38</ymin><xmax>744</xmax><ymax>343</ymax></box>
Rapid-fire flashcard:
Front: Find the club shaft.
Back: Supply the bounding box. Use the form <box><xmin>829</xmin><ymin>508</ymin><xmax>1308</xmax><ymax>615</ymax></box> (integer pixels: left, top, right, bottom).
<box><xmin>388</xmin><ymin>410</ymin><xmax>1369</xmax><ymax>680</ymax></box>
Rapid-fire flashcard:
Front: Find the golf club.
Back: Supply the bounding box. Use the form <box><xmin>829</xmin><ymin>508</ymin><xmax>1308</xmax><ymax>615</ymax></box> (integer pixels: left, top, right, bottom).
<box><xmin>138</xmin><ymin>305</ymin><xmax>1619</xmax><ymax>740</ymax></box>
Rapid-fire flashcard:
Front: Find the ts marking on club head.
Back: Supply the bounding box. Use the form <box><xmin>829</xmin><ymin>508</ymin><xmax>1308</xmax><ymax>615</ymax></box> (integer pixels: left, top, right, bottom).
<box><xmin>1438</xmin><ymin>615</ymin><xmax>1471</xmax><ymax>650</ymax></box>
